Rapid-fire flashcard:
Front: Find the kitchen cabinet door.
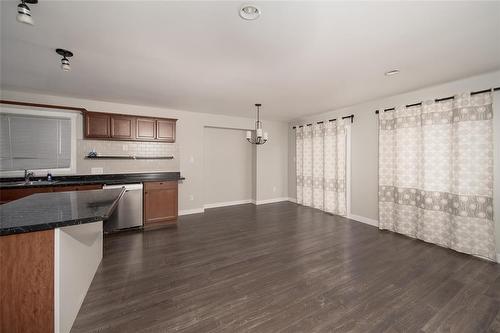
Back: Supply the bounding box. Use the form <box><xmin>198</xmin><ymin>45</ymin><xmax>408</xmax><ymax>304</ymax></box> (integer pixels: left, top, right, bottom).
<box><xmin>156</xmin><ymin>119</ymin><xmax>176</xmax><ymax>142</ymax></box>
<box><xmin>85</xmin><ymin>112</ymin><xmax>111</xmax><ymax>138</ymax></box>
<box><xmin>111</xmin><ymin>115</ymin><xmax>135</xmax><ymax>140</ymax></box>
<box><xmin>143</xmin><ymin>181</ymin><xmax>178</xmax><ymax>225</ymax></box>
<box><xmin>136</xmin><ymin>118</ymin><xmax>156</xmax><ymax>140</ymax></box>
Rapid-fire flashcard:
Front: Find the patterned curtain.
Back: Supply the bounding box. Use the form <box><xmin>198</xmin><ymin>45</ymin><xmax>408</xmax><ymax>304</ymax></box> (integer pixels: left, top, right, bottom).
<box><xmin>379</xmin><ymin>92</ymin><xmax>496</xmax><ymax>260</ymax></box>
<box><xmin>296</xmin><ymin>120</ymin><xmax>347</xmax><ymax>215</ymax></box>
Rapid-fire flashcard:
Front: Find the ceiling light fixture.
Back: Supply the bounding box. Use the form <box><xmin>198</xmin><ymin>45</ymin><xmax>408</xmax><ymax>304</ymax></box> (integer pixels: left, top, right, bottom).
<box><xmin>56</xmin><ymin>48</ymin><xmax>73</xmax><ymax>71</ymax></box>
<box><xmin>17</xmin><ymin>0</ymin><xmax>37</xmax><ymax>26</ymax></box>
<box><xmin>385</xmin><ymin>69</ymin><xmax>400</xmax><ymax>77</ymax></box>
<box><xmin>246</xmin><ymin>104</ymin><xmax>268</xmax><ymax>145</ymax></box>
<box><xmin>239</xmin><ymin>4</ymin><xmax>261</xmax><ymax>20</ymax></box>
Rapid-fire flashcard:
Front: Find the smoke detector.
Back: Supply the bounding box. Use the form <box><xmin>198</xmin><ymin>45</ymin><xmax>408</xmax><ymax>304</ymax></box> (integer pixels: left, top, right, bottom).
<box><xmin>239</xmin><ymin>4</ymin><xmax>261</xmax><ymax>20</ymax></box>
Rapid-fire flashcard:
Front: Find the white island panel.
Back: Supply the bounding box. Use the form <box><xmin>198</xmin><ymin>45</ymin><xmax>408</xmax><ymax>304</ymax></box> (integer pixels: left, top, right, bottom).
<box><xmin>54</xmin><ymin>221</ymin><xmax>103</xmax><ymax>333</ymax></box>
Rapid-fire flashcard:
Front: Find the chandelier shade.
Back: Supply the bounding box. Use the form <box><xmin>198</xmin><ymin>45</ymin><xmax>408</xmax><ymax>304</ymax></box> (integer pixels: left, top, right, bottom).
<box><xmin>246</xmin><ymin>104</ymin><xmax>268</xmax><ymax>145</ymax></box>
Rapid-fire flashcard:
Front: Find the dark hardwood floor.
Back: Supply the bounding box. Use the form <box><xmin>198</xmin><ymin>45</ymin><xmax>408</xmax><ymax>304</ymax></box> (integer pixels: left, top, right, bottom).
<box><xmin>71</xmin><ymin>202</ymin><xmax>500</xmax><ymax>333</ymax></box>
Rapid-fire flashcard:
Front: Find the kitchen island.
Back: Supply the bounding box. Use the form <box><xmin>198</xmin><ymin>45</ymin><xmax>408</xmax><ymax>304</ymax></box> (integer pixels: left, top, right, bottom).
<box><xmin>0</xmin><ymin>188</ymin><xmax>125</xmax><ymax>333</ymax></box>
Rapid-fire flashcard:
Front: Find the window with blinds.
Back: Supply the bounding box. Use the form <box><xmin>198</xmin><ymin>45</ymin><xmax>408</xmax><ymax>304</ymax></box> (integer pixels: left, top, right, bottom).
<box><xmin>0</xmin><ymin>113</ymin><xmax>72</xmax><ymax>171</ymax></box>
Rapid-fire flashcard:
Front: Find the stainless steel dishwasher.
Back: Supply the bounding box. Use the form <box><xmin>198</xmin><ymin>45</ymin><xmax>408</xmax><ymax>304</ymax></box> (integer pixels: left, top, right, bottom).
<box><xmin>103</xmin><ymin>183</ymin><xmax>143</xmax><ymax>232</ymax></box>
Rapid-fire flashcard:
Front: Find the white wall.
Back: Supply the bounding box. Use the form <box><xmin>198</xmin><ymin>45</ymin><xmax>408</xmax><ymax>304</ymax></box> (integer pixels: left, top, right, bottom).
<box><xmin>289</xmin><ymin>70</ymin><xmax>500</xmax><ymax>254</ymax></box>
<box><xmin>0</xmin><ymin>89</ymin><xmax>289</xmax><ymax>213</ymax></box>
<box><xmin>255</xmin><ymin>120</ymin><xmax>290</xmax><ymax>203</ymax></box>
<box><xmin>203</xmin><ymin>127</ymin><xmax>253</xmax><ymax>206</ymax></box>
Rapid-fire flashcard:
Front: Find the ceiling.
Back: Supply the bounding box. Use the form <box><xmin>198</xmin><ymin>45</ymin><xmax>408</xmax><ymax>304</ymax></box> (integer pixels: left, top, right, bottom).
<box><xmin>1</xmin><ymin>1</ymin><xmax>499</xmax><ymax>121</ymax></box>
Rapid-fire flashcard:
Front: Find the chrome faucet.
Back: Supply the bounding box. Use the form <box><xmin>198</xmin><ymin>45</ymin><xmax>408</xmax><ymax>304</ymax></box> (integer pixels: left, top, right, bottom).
<box><xmin>24</xmin><ymin>169</ymin><xmax>34</xmax><ymax>182</ymax></box>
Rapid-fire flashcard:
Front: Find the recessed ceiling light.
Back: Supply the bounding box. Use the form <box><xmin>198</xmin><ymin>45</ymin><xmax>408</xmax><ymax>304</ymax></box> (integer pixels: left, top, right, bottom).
<box><xmin>385</xmin><ymin>69</ymin><xmax>400</xmax><ymax>77</ymax></box>
<box><xmin>239</xmin><ymin>4</ymin><xmax>261</xmax><ymax>20</ymax></box>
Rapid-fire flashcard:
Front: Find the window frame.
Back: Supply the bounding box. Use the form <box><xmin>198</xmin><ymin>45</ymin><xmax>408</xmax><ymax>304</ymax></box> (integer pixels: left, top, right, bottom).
<box><xmin>0</xmin><ymin>106</ymin><xmax>77</xmax><ymax>177</ymax></box>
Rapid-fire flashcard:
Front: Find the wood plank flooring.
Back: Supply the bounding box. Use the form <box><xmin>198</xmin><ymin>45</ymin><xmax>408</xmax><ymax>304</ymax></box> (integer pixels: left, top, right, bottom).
<box><xmin>71</xmin><ymin>202</ymin><xmax>500</xmax><ymax>333</ymax></box>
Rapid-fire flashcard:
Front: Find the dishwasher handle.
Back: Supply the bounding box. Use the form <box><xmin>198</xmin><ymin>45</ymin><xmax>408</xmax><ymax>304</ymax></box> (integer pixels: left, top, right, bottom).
<box><xmin>103</xmin><ymin>184</ymin><xmax>143</xmax><ymax>191</ymax></box>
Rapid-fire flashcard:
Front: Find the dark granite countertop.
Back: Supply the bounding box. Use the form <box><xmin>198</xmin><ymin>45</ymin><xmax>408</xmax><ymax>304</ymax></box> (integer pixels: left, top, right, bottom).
<box><xmin>0</xmin><ymin>188</ymin><xmax>125</xmax><ymax>236</ymax></box>
<box><xmin>0</xmin><ymin>172</ymin><xmax>185</xmax><ymax>189</ymax></box>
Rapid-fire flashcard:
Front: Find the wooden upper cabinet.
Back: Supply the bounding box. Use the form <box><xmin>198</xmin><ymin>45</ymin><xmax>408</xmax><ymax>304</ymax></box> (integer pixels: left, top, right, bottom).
<box><xmin>84</xmin><ymin>111</ymin><xmax>177</xmax><ymax>142</ymax></box>
<box><xmin>156</xmin><ymin>119</ymin><xmax>176</xmax><ymax>142</ymax></box>
<box><xmin>136</xmin><ymin>118</ymin><xmax>156</xmax><ymax>140</ymax></box>
<box><xmin>85</xmin><ymin>112</ymin><xmax>110</xmax><ymax>138</ymax></box>
<box><xmin>111</xmin><ymin>115</ymin><xmax>135</xmax><ymax>139</ymax></box>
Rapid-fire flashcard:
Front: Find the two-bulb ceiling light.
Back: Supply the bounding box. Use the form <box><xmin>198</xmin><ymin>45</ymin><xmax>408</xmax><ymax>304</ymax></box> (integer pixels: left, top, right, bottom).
<box><xmin>56</xmin><ymin>49</ymin><xmax>73</xmax><ymax>71</ymax></box>
<box><xmin>246</xmin><ymin>104</ymin><xmax>268</xmax><ymax>145</ymax></box>
<box><xmin>17</xmin><ymin>2</ymin><xmax>74</xmax><ymax>72</ymax></box>
<box><xmin>17</xmin><ymin>0</ymin><xmax>37</xmax><ymax>25</ymax></box>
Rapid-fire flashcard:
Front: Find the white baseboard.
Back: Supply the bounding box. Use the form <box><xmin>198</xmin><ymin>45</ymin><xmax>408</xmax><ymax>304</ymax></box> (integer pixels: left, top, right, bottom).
<box><xmin>180</xmin><ymin>198</ymin><xmax>296</xmax><ymax>215</ymax></box>
<box><xmin>204</xmin><ymin>199</ymin><xmax>253</xmax><ymax>209</ymax></box>
<box><xmin>255</xmin><ymin>197</ymin><xmax>293</xmax><ymax>205</ymax></box>
<box><xmin>178</xmin><ymin>208</ymin><xmax>205</xmax><ymax>216</ymax></box>
<box><xmin>348</xmin><ymin>214</ymin><xmax>379</xmax><ymax>227</ymax></box>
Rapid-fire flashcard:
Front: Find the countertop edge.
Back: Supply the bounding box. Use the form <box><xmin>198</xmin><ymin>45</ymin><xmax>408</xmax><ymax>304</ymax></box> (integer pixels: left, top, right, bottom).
<box><xmin>0</xmin><ymin>188</ymin><xmax>126</xmax><ymax>237</ymax></box>
<box><xmin>0</xmin><ymin>217</ymin><xmax>105</xmax><ymax>236</ymax></box>
<box><xmin>0</xmin><ymin>175</ymin><xmax>185</xmax><ymax>189</ymax></box>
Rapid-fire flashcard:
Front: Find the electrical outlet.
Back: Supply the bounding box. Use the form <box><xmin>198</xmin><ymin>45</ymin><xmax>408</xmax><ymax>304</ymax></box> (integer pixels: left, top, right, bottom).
<box><xmin>91</xmin><ymin>167</ymin><xmax>103</xmax><ymax>174</ymax></box>
<box><xmin>189</xmin><ymin>195</ymin><xmax>194</xmax><ymax>201</ymax></box>
<box><xmin>189</xmin><ymin>156</ymin><xmax>195</xmax><ymax>163</ymax></box>
<box><xmin>273</xmin><ymin>186</ymin><xmax>277</xmax><ymax>193</ymax></box>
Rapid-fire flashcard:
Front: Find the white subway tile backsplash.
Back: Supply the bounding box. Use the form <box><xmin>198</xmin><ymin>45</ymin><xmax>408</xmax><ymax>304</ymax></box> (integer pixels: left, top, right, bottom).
<box><xmin>77</xmin><ymin>139</ymin><xmax>179</xmax><ymax>174</ymax></box>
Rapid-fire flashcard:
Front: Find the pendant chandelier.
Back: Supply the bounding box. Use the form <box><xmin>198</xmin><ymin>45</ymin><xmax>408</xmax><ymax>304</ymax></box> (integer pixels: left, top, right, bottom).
<box><xmin>246</xmin><ymin>103</ymin><xmax>268</xmax><ymax>145</ymax></box>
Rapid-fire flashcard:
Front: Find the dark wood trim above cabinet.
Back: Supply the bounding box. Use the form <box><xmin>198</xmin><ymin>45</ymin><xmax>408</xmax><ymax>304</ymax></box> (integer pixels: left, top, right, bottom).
<box><xmin>0</xmin><ymin>99</ymin><xmax>87</xmax><ymax>113</ymax></box>
<box><xmin>83</xmin><ymin>111</ymin><xmax>177</xmax><ymax>142</ymax></box>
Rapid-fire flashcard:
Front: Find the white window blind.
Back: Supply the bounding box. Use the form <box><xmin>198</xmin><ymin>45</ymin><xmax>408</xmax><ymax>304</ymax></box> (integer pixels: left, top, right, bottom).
<box><xmin>0</xmin><ymin>113</ymin><xmax>72</xmax><ymax>171</ymax></box>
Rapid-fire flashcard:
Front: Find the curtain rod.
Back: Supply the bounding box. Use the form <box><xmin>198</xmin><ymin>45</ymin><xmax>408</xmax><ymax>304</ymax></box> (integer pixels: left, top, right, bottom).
<box><xmin>292</xmin><ymin>114</ymin><xmax>354</xmax><ymax>129</ymax></box>
<box><xmin>374</xmin><ymin>87</ymin><xmax>500</xmax><ymax>114</ymax></box>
